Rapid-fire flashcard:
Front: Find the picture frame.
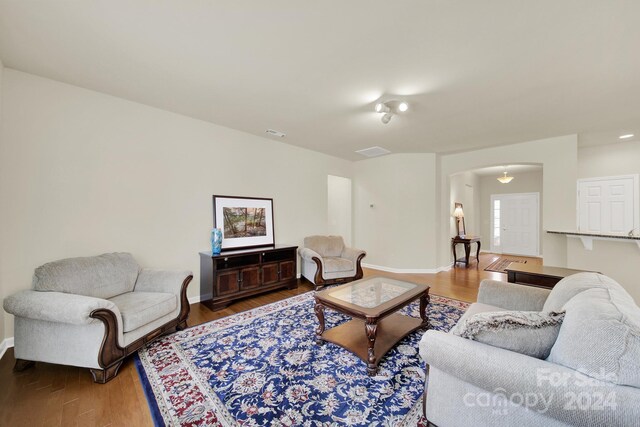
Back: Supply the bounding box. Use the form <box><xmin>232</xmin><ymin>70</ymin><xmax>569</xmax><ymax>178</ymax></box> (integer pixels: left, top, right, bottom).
<box><xmin>213</xmin><ymin>195</ymin><xmax>275</xmax><ymax>251</ymax></box>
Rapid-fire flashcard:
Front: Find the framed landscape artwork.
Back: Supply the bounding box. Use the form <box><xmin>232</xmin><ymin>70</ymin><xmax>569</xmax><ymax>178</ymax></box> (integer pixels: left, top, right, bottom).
<box><xmin>213</xmin><ymin>195</ymin><xmax>275</xmax><ymax>250</ymax></box>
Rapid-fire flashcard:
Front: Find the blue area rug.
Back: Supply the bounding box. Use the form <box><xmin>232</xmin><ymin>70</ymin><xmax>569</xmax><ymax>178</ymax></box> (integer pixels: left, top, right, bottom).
<box><xmin>135</xmin><ymin>291</ymin><xmax>468</xmax><ymax>426</ymax></box>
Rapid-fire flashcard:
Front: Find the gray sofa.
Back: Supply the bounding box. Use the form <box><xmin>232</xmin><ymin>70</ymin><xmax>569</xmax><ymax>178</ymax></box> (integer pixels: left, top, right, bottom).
<box><xmin>298</xmin><ymin>235</ymin><xmax>366</xmax><ymax>290</ymax></box>
<box><xmin>3</xmin><ymin>252</ymin><xmax>192</xmax><ymax>383</ymax></box>
<box><xmin>419</xmin><ymin>273</ymin><xmax>640</xmax><ymax>426</ymax></box>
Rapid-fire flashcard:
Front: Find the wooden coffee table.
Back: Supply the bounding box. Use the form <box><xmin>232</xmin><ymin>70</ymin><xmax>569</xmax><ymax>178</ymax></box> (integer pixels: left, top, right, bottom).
<box><xmin>314</xmin><ymin>277</ymin><xmax>430</xmax><ymax>375</ymax></box>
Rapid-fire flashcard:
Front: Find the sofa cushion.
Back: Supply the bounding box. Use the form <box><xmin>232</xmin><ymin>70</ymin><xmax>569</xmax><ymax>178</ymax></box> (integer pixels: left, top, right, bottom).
<box><xmin>304</xmin><ymin>235</ymin><xmax>345</xmax><ymax>257</ymax></box>
<box><xmin>109</xmin><ymin>291</ymin><xmax>177</xmax><ymax>333</ymax></box>
<box><xmin>547</xmin><ymin>281</ymin><xmax>640</xmax><ymax>387</ymax></box>
<box><xmin>322</xmin><ymin>257</ymin><xmax>354</xmax><ymax>273</ymax></box>
<box><xmin>452</xmin><ymin>309</ymin><xmax>565</xmax><ymax>359</ymax></box>
<box><xmin>32</xmin><ymin>252</ymin><xmax>139</xmax><ymax>299</ymax></box>
<box><xmin>543</xmin><ymin>272</ymin><xmax>619</xmax><ymax>312</ymax></box>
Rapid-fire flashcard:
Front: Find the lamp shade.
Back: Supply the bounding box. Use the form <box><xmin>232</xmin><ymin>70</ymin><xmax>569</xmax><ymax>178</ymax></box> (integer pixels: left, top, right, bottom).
<box><xmin>453</xmin><ymin>206</ymin><xmax>464</xmax><ymax>218</ymax></box>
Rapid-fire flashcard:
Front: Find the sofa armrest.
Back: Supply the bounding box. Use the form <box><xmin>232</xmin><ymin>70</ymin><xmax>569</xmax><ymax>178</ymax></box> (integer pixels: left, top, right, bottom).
<box><xmin>477</xmin><ymin>279</ymin><xmax>551</xmax><ymax>311</ymax></box>
<box><xmin>298</xmin><ymin>247</ymin><xmax>322</xmax><ymax>262</ymax></box>
<box><xmin>3</xmin><ymin>290</ymin><xmax>118</xmax><ymax>325</ymax></box>
<box><xmin>341</xmin><ymin>247</ymin><xmax>366</xmax><ymax>263</ymax></box>
<box><xmin>420</xmin><ymin>330</ymin><xmax>639</xmax><ymax>424</ymax></box>
<box><xmin>134</xmin><ymin>269</ymin><xmax>192</xmax><ymax>295</ymax></box>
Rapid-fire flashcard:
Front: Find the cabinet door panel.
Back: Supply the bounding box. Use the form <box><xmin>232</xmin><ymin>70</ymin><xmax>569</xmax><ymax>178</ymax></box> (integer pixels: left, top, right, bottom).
<box><xmin>262</xmin><ymin>263</ymin><xmax>279</xmax><ymax>285</ymax></box>
<box><xmin>241</xmin><ymin>266</ymin><xmax>261</xmax><ymax>290</ymax></box>
<box><xmin>216</xmin><ymin>270</ymin><xmax>239</xmax><ymax>296</ymax></box>
<box><xmin>279</xmin><ymin>260</ymin><xmax>295</xmax><ymax>281</ymax></box>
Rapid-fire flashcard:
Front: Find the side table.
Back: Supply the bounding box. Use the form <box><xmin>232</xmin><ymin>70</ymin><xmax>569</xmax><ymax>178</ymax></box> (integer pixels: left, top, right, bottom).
<box><xmin>451</xmin><ymin>235</ymin><xmax>481</xmax><ymax>267</ymax></box>
<box><xmin>505</xmin><ymin>263</ymin><xmax>598</xmax><ymax>289</ymax></box>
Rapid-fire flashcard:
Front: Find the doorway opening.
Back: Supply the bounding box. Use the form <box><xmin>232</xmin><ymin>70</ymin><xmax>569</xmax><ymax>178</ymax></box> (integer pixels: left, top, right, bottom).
<box><xmin>327</xmin><ymin>175</ymin><xmax>352</xmax><ymax>245</ymax></box>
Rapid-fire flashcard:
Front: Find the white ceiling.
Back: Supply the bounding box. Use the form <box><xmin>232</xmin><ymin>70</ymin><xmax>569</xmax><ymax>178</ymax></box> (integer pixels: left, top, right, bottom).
<box><xmin>1</xmin><ymin>1</ymin><xmax>639</xmax><ymax>161</ymax></box>
<box><xmin>470</xmin><ymin>164</ymin><xmax>542</xmax><ymax>177</ymax></box>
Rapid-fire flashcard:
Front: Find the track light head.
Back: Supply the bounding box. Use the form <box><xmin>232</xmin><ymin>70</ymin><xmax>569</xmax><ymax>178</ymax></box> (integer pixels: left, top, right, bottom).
<box><xmin>375</xmin><ymin>102</ymin><xmax>390</xmax><ymax>113</ymax></box>
<box><xmin>374</xmin><ymin>99</ymin><xmax>408</xmax><ymax>124</ymax></box>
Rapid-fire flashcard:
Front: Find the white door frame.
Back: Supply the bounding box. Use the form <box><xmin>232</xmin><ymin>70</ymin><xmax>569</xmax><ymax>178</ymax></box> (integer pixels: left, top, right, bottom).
<box><xmin>490</xmin><ymin>192</ymin><xmax>540</xmax><ymax>256</ymax></box>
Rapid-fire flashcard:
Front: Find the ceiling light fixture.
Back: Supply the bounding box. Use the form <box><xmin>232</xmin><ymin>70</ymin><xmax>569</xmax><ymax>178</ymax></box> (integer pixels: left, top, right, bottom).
<box><xmin>374</xmin><ymin>100</ymin><xmax>409</xmax><ymax>124</ymax></box>
<box><xmin>265</xmin><ymin>129</ymin><xmax>286</xmax><ymax>138</ymax></box>
<box><xmin>374</xmin><ymin>102</ymin><xmax>390</xmax><ymax>113</ymax></box>
<box><xmin>497</xmin><ymin>168</ymin><xmax>514</xmax><ymax>184</ymax></box>
<box><xmin>619</xmin><ymin>134</ymin><xmax>634</xmax><ymax>139</ymax></box>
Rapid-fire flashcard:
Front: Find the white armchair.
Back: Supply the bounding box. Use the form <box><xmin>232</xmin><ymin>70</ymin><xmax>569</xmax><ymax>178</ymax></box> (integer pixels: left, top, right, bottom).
<box><xmin>298</xmin><ymin>235</ymin><xmax>366</xmax><ymax>290</ymax></box>
<box><xmin>3</xmin><ymin>252</ymin><xmax>192</xmax><ymax>383</ymax></box>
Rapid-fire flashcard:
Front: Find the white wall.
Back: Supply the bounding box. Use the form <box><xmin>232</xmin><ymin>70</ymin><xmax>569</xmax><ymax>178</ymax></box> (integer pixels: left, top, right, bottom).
<box><xmin>478</xmin><ymin>170</ymin><xmax>543</xmax><ymax>253</ymax></box>
<box><xmin>578</xmin><ymin>140</ymin><xmax>640</xmax><ymax>179</ymax></box>
<box><xmin>0</xmin><ymin>59</ymin><xmax>4</xmax><ymax>346</ymax></box>
<box><xmin>327</xmin><ymin>175</ymin><xmax>352</xmax><ymax>245</ymax></box>
<box><xmin>0</xmin><ymin>69</ymin><xmax>352</xmax><ymax>340</ymax></box>
<box><xmin>568</xmin><ymin>141</ymin><xmax>640</xmax><ymax>302</ymax></box>
<box><xmin>353</xmin><ymin>153</ymin><xmax>438</xmax><ymax>271</ymax></box>
<box><xmin>438</xmin><ymin>135</ymin><xmax>578</xmax><ymax>269</ymax></box>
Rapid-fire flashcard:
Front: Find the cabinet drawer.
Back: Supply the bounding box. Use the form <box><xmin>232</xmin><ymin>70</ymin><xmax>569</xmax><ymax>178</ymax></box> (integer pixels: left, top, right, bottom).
<box><xmin>262</xmin><ymin>262</ymin><xmax>279</xmax><ymax>285</ymax></box>
<box><xmin>240</xmin><ymin>266</ymin><xmax>261</xmax><ymax>290</ymax></box>
<box><xmin>280</xmin><ymin>260</ymin><xmax>295</xmax><ymax>281</ymax></box>
<box><xmin>216</xmin><ymin>270</ymin><xmax>239</xmax><ymax>295</ymax></box>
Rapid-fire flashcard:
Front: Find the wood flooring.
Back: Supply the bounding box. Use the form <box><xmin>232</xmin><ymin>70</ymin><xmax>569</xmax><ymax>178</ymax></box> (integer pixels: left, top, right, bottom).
<box><xmin>0</xmin><ymin>252</ymin><xmax>539</xmax><ymax>426</ymax></box>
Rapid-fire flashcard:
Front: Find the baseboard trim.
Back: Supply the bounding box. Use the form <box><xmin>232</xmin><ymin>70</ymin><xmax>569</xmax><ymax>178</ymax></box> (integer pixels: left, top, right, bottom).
<box><xmin>362</xmin><ymin>263</ymin><xmax>451</xmax><ymax>274</ymax></box>
<box><xmin>0</xmin><ymin>337</ymin><xmax>14</xmax><ymax>361</ymax></box>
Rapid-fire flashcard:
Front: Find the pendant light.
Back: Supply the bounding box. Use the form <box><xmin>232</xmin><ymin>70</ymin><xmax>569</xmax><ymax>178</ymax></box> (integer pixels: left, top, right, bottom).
<box><xmin>497</xmin><ymin>168</ymin><xmax>514</xmax><ymax>184</ymax></box>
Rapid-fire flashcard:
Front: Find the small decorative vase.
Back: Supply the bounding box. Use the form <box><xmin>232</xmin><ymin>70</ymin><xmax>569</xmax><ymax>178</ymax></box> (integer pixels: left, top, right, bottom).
<box><xmin>211</xmin><ymin>228</ymin><xmax>223</xmax><ymax>255</ymax></box>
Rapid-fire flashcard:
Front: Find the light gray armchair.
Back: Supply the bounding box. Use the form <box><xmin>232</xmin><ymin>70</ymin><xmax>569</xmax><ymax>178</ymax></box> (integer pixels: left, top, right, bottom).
<box><xmin>419</xmin><ymin>273</ymin><xmax>640</xmax><ymax>426</ymax></box>
<box><xmin>3</xmin><ymin>252</ymin><xmax>192</xmax><ymax>383</ymax></box>
<box><xmin>298</xmin><ymin>235</ymin><xmax>366</xmax><ymax>290</ymax></box>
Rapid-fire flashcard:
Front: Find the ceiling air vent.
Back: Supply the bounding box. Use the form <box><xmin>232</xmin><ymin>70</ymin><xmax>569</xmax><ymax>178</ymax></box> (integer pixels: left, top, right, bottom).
<box><xmin>266</xmin><ymin>129</ymin><xmax>286</xmax><ymax>138</ymax></box>
<box><xmin>355</xmin><ymin>146</ymin><xmax>391</xmax><ymax>158</ymax></box>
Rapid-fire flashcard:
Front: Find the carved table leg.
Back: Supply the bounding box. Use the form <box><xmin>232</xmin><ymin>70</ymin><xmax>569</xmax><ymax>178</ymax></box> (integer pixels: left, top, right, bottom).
<box><xmin>452</xmin><ymin>242</ymin><xmax>457</xmax><ymax>265</ymax></box>
<box><xmin>476</xmin><ymin>241</ymin><xmax>481</xmax><ymax>264</ymax></box>
<box><xmin>314</xmin><ymin>301</ymin><xmax>326</xmax><ymax>345</ymax></box>
<box><xmin>464</xmin><ymin>242</ymin><xmax>471</xmax><ymax>267</ymax></box>
<box><xmin>13</xmin><ymin>359</ymin><xmax>35</xmax><ymax>372</ymax></box>
<box><xmin>365</xmin><ymin>317</ymin><xmax>379</xmax><ymax>376</ymax></box>
<box><xmin>419</xmin><ymin>291</ymin><xmax>431</xmax><ymax>329</ymax></box>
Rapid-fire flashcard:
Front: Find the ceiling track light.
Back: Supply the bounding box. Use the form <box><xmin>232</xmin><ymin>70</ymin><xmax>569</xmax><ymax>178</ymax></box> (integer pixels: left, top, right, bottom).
<box><xmin>374</xmin><ymin>100</ymin><xmax>409</xmax><ymax>124</ymax></box>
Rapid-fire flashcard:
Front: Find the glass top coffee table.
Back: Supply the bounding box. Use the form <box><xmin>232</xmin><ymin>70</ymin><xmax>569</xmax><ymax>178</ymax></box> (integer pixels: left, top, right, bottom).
<box><xmin>314</xmin><ymin>276</ymin><xmax>430</xmax><ymax>375</ymax></box>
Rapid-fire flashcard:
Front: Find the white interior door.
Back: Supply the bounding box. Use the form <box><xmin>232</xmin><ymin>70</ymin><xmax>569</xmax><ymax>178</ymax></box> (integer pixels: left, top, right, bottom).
<box><xmin>578</xmin><ymin>175</ymin><xmax>638</xmax><ymax>234</ymax></box>
<box><xmin>491</xmin><ymin>193</ymin><xmax>539</xmax><ymax>256</ymax></box>
<box><xmin>327</xmin><ymin>175</ymin><xmax>352</xmax><ymax>245</ymax></box>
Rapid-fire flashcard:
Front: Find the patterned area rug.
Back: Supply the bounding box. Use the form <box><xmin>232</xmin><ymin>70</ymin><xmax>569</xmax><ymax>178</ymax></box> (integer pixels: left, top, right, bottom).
<box><xmin>484</xmin><ymin>257</ymin><xmax>527</xmax><ymax>273</ymax></box>
<box><xmin>135</xmin><ymin>291</ymin><xmax>468</xmax><ymax>426</ymax></box>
